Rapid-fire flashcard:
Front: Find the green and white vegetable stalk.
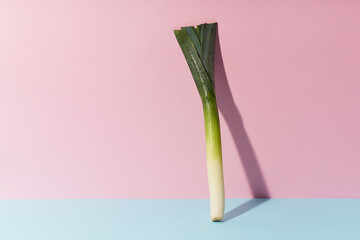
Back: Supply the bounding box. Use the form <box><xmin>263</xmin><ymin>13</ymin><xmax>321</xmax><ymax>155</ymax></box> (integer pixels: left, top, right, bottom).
<box><xmin>174</xmin><ymin>23</ymin><xmax>224</xmax><ymax>221</ymax></box>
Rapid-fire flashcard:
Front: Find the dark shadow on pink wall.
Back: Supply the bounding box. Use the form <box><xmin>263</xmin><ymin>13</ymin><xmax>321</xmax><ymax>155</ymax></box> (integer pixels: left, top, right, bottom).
<box><xmin>214</xmin><ymin>33</ymin><xmax>270</xmax><ymax>199</ymax></box>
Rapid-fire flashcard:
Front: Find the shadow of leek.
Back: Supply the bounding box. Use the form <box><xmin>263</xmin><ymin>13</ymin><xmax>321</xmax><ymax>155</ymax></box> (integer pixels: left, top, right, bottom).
<box><xmin>214</xmin><ymin>26</ymin><xmax>271</xmax><ymax>221</ymax></box>
<box><xmin>222</xmin><ymin>199</ymin><xmax>269</xmax><ymax>222</ymax></box>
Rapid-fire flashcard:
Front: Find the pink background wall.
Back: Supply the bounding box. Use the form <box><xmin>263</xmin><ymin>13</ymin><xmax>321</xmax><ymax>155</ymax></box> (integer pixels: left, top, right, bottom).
<box><xmin>1</xmin><ymin>0</ymin><xmax>360</xmax><ymax>199</ymax></box>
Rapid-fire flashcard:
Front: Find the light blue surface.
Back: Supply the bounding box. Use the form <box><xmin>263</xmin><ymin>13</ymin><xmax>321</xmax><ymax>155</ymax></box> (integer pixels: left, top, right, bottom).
<box><xmin>0</xmin><ymin>199</ymin><xmax>359</xmax><ymax>239</ymax></box>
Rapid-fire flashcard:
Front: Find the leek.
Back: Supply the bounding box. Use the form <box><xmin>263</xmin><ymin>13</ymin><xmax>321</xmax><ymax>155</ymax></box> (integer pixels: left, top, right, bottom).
<box><xmin>174</xmin><ymin>23</ymin><xmax>224</xmax><ymax>221</ymax></box>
